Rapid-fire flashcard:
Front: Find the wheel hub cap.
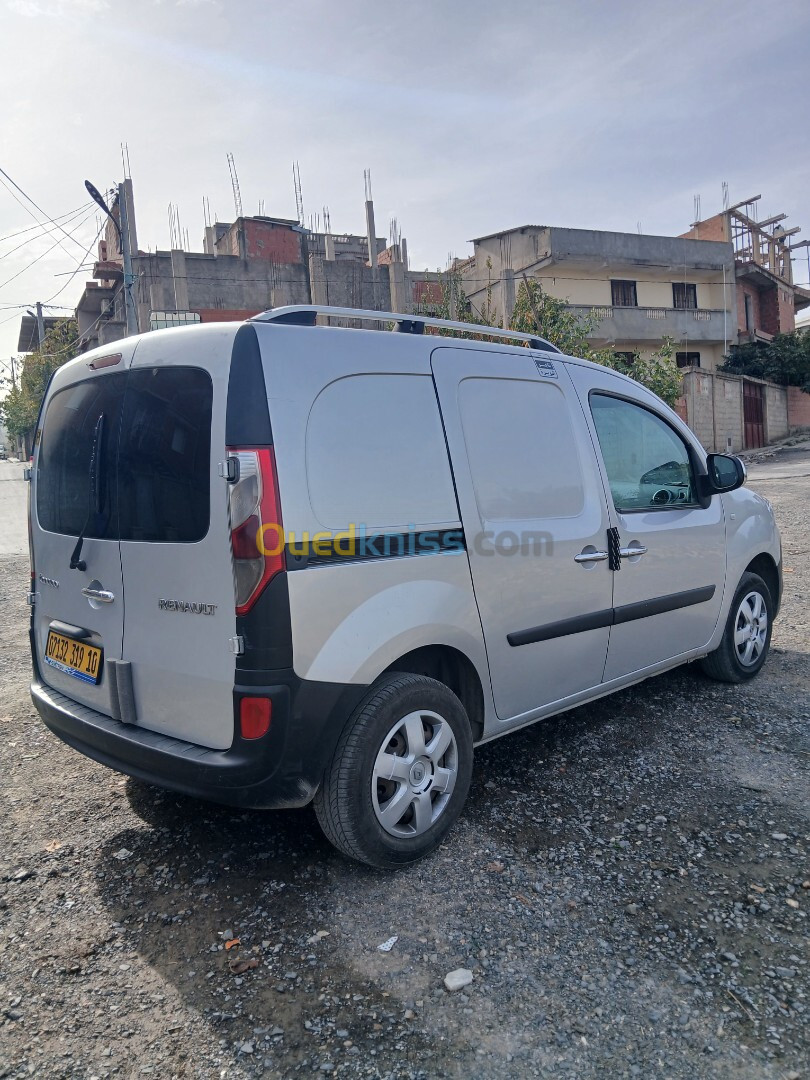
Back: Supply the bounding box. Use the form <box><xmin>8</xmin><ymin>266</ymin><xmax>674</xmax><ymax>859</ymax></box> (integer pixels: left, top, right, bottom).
<box><xmin>371</xmin><ymin>709</ymin><xmax>458</xmax><ymax>838</ymax></box>
<box><xmin>734</xmin><ymin>590</ymin><xmax>768</xmax><ymax>667</ymax></box>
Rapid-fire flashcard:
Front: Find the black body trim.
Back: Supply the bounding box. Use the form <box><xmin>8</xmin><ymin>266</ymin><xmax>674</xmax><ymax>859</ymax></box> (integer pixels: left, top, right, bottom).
<box><xmin>612</xmin><ymin>585</ymin><xmax>716</xmax><ymax>625</ymax></box>
<box><xmin>226</xmin><ymin>324</ymin><xmax>273</xmax><ymax>446</ymax></box>
<box><xmin>508</xmin><ymin>585</ymin><xmax>717</xmax><ymax>647</ymax></box>
<box><xmin>29</xmin><ymin>623</ymin><xmax>366</xmax><ymax>810</ymax></box>
<box><xmin>285</xmin><ymin>528</ymin><xmax>465</xmax><ymax>570</ymax></box>
<box><xmin>31</xmin><ymin>667</ymin><xmax>369</xmax><ymax>812</ymax></box>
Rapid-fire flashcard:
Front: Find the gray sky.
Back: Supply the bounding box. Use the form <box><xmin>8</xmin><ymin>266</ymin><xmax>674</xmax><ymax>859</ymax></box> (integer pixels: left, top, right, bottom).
<box><xmin>2</xmin><ymin>0</ymin><xmax>810</xmax><ymax>365</ymax></box>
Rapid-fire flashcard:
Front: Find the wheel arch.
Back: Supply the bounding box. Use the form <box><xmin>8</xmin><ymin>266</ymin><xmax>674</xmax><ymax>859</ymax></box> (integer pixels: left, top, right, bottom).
<box><xmin>744</xmin><ymin>552</ymin><xmax>781</xmax><ymax>616</ymax></box>
<box><xmin>380</xmin><ymin>644</ymin><xmax>486</xmax><ymax>744</ymax></box>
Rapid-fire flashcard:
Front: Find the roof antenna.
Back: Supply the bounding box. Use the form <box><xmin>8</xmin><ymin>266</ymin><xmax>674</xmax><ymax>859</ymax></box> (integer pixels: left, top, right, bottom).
<box><xmin>293</xmin><ymin>161</ymin><xmax>304</xmax><ymax>226</ymax></box>
<box><xmin>227</xmin><ymin>152</ymin><xmax>243</xmax><ymax>218</ymax></box>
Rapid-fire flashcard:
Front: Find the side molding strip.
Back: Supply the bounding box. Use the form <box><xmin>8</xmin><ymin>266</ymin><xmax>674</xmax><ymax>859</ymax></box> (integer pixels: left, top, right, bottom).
<box><xmin>507</xmin><ymin>585</ymin><xmax>716</xmax><ymax>647</ymax></box>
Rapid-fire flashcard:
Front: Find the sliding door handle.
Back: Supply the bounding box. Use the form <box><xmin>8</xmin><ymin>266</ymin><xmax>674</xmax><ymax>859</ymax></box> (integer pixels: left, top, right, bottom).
<box><xmin>574</xmin><ymin>549</ymin><xmax>609</xmax><ymax>564</ymax></box>
<box><xmin>619</xmin><ymin>544</ymin><xmax>648</xmax><ymax>559</ymax></box>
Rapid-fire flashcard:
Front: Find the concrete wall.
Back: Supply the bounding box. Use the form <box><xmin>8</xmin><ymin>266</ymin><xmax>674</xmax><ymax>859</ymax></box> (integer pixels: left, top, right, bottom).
<box><xmin>309</xmin><ymin>256</ymin><xmax>390</xmax><ymax>310</ymax></box>
<box><xmin>682</xmin><ymin>370</ymin><xmax>744</xmax><ymax>452</ymax></box>
<box><xmin>787</xmin><ymin>386</ymin><xmax>810</xmax><ymax>429</ymax></box>
<box><xmin>133</xmin><ymin>250</ymin><xmax>311</xmax><ymax>330</ymax></box>
<box><xmin>681</xmin><ymin>370</ymin><xmax>791</xmax><ymax>451</ymax></box>
<box><xmin>765</xmin><ymin>382</ymin><xmax>789</xmax><ymax>442</ymax></box>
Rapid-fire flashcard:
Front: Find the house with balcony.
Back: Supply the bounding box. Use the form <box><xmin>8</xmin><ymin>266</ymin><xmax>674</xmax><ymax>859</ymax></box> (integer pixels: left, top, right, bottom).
<box><xmin>461</xmin><ymin>224</ymin><xmax>736</xmax><ymax>374</ymax></box>
<box><xmin>458</xmin><ymin>223</ymin><xmax>804</xmax><ymax>451</ymax></box>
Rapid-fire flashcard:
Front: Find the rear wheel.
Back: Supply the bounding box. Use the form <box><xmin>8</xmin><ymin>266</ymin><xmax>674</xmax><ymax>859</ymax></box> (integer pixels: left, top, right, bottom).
<box><xmin>314</xmin><ymin>673</ymin><xmax>474</xmax><ymax>868</ymax></box>
<box><xmin>699</xmin><ymin>571</ymin><xmax>773</xmax><ymax>683</ymax></box>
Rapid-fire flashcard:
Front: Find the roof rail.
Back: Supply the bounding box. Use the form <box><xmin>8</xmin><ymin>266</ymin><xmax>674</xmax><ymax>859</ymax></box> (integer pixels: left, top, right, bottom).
<box><xmin>251</xmin><ymin>305</ymin><xmax>560</xmax><ymax>353</ymax></box>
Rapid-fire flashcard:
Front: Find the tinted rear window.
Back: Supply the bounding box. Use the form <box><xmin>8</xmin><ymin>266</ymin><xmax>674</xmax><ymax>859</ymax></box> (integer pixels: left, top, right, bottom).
<box><xmin>37</xmin><ymin>372</ymin><xmax>126</xmax><ymax>539</ymax></box>
<box><xmin>37</xmin><ymin>366</ymin><xmax>212</xmax><ymax>543</ymax></box>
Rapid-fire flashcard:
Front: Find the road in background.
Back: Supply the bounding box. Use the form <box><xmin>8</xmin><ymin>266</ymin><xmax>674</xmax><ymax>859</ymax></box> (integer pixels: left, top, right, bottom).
<box><xmin>0</xmin><ymin>461</ymin><xmax>27</xmax><ymax>556</ymax></box>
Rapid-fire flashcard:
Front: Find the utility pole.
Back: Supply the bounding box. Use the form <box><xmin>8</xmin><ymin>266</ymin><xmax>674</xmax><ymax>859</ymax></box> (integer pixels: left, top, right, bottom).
<box><xmin>35</xmin><ymin>302</ymin><xmax>45</xmax><ymax>349</ymax></box>
<box><xmin>118</xmin><ymin>185</ymin><xmax>138</xmax><ymax>336</ymax></box>
<box><xmin>84</xmin><ymin>179</ymin><xmax>139</xmax><ymax>337</ymax></box>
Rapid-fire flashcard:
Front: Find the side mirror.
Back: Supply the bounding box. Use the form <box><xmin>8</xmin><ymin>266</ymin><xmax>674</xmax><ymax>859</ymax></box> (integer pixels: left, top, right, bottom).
<box><xmin>702</xmin><ymin>453</ymin><xmax>746</xmax><ymax>495</ymax></box>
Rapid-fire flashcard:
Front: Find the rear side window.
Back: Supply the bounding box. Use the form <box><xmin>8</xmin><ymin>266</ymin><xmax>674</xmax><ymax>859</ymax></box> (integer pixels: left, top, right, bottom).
<box><xmin>306</xmin><ymin>374</ymin><xmax>457</xmax><ymax>530</ymax></box>
<box><xmin>118</xmin><ymin>367</ymin><xmax>212</xmax><ymax>542</ymax></box>
<box><xmin>37</xmin><ymin>366</ymin><xmax>212</xmax><ymax>543</ymax></box>
<box><xmin>458</xmin><ymin>377</ymin><xmax>585</xmax><ymax>521</ymax></box>
<box><xmin>37</xmin><ymin>372</ymin><xmax>126</xmax><ymax>539</ymax></box>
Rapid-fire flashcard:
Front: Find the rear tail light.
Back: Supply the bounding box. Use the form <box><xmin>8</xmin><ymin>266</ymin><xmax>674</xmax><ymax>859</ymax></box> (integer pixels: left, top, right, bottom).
<box><xmin>240</xmin><ymin>696</ymin><xmax>272</xmax><ymax>739</ymax></box>
<box><xmin>227</xmin><ymin>448</ymin><xmax>284</xmax><ymax>615</ymax></box>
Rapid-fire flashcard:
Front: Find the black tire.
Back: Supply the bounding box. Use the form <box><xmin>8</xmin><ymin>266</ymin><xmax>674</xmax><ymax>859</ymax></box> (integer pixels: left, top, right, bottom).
<box><xmin>698</xmin><ymin>571</ymin><xmax>774</xmax><ymax>683</ymax></box>
<box><xmin>313</xmin><ymin>673</ymin><xmax>474</xmax><ymax>868</ymax></box>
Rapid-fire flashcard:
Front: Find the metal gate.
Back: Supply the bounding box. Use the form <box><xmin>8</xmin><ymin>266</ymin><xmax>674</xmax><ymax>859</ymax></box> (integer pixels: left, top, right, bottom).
<box><xmin>743</xmin><ymin>380</ymin><xmax>765</xmax><ymax>449</ymax></box>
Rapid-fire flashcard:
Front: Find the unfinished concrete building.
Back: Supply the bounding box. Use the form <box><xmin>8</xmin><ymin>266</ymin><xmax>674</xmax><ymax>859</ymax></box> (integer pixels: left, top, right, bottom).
<box><xmin>74</xmin><ymin>181</ymin><xmax>439</xmax><ymax>352</ymax></box>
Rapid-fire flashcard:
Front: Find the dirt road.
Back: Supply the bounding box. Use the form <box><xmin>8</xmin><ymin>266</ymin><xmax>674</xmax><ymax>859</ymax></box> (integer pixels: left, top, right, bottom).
<box><xmin>1</xmin><ymin>452</ymin><xmax>807</xmax><ymax>1079</ymax></box>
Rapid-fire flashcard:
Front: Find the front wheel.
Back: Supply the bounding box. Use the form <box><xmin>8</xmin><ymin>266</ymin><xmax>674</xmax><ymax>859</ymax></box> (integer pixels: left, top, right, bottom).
<box><xmin>314</xmin><ymin>673</ymin><xmax>474</xmax><ymax>868</ymax></box>
<box><xmin>699</xmin><ymin>571</ymin><xmax>774</xmax><ymax>683</ymax></box>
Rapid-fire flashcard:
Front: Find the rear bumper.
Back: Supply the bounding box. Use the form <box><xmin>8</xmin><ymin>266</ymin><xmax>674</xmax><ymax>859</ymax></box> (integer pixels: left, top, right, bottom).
<box><xmin>31</xmin><ymin>665</ymin><xmax>368</xmax><ymax>810</ymax></box>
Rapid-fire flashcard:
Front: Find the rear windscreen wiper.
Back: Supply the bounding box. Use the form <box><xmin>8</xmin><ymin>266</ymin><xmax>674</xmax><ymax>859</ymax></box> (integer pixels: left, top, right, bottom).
<box><xmin>70</xmin><ymin>412</ymin><xmax>105</xmax><ymax>572</ymax></box>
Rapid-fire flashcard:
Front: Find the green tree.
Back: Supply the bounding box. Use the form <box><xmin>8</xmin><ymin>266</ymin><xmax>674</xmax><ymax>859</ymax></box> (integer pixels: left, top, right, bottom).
<box><xmin>720</xmin><ymin>330</ymin><xmax>810</xmax><ymax>392</ymax></box>
<box><xmin>0</xmin><ymin>318</ymin><xmax>78</xmax><ymax>442</ymax></box>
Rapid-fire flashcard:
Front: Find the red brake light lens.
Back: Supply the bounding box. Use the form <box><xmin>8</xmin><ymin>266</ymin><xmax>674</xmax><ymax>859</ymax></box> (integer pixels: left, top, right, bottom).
<box><xmin>227</xmin><ymin>447</ymin><xmax>284</xmax><ymax>615</ymax></box>
<box><xmin>240</xmin><ymin>696</ymin><xmax>272</xmax><ymax>739</ymax></box>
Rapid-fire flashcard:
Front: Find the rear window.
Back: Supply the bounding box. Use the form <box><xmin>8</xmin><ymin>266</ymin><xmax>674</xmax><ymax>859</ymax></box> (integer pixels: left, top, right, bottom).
<box><xmin>37</xmin><ymin>366</ymin><xmax>212</xmax><ymax>543</ymax></box>
<box><xmin>37</xmin><ymin>372</ymin><xmax>126</xmax><ymax>539</ymax></box>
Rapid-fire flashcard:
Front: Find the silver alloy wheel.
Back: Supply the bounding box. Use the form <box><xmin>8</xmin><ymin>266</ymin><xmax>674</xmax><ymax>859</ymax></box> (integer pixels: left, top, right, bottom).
<box><xmin>371</xmin><ymin>709</ymin><xmax>458</xmax><ymax>838</ymax></box>
<box><xmin>734</xmin><ymin>590</ymin><xmax>768</xmax><ymax>667</ymax></box>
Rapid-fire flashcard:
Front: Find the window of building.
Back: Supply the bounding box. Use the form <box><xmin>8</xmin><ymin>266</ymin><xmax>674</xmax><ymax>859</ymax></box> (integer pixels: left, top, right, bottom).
<box><xmin>676</xmin><ymin>352</ymin><xmax>701</xmax><ymax>368</ymax></box>
<box><xmin>611</xmin><ymin>280</ymin><xmax>638</xmax><ymax>307</ymax></box>
<box><xmin>590</xmin><ymin>394</ymin><xmax>697</xmax><ymax>511</ymax></box>
<box><xmin>613</xmin><ymin>351</ymin><xmax>636</xmax><ymax>364</ymax></box>
<box><xmin>672</xmin><ymin>283</ymin><xmax>697</xmax><ymax>310</ymax></box>
<box><xmin>744</xmin><ymin>293</ymin><xmax>754</xmax><ymax>332</ymax></box>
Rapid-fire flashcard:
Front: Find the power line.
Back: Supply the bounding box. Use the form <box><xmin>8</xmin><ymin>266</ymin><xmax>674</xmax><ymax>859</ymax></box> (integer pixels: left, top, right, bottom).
<box><xmin>0</xmin><ymin>200</ymin><xmax>93</xmax><ymax>246</ymax></box>
<box><xmin>0</xmin><ymin>204</ymin><xmax>99</xmax><ymax>291</ymax></box>
<box><xmin>0</xmin><ymin>166</ymin><xmax>91</xmax><ymax>256</ymax></box>
<box><xmin>44</xmin><ymin>216</ymin><xmax>107</xmax><ymax>304</ymax></box>
<box><xmin>0</xmin><ymin>202</ymin><xmax>95</xmax><ymax>262</ymax></box>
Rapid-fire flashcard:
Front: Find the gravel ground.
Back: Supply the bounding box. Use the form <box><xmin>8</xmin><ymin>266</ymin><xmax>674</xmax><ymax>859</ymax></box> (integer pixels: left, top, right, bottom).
<box><xmin>1</xmin><ymin>451</ymin><xmax>808</xmax><ymax>1080</ymax></box>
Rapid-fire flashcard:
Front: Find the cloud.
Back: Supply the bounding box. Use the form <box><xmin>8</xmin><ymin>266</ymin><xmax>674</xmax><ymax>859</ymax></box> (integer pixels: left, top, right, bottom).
<box><xmin>7</xmin><ymin>0</ymin><xmax>108</xmax><ymax>15</ymax></box>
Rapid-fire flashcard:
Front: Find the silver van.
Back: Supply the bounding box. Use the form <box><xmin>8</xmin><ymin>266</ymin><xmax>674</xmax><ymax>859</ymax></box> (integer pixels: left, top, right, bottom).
<box><xmin>28</xmin><ymin>306</ymin><xmax>782</xmax><ymax>867</ymax></box>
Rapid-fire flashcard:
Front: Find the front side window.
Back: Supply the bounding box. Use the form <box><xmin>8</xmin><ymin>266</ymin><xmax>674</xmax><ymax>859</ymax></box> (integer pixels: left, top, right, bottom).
<box><xmin>590</xmin><ymin>394</ymin><xmax>697</xmax><ymax>510</ymax></box>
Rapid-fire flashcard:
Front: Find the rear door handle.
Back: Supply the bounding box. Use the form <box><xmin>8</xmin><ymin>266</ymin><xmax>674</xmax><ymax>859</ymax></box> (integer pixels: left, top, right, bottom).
<box><xmin>619</xmin><ymin>545</ymin><xmax>648</xmax><ymax>559</ymax></box>
<box><xmin>574</xmin><ymin>549</ymin><xmax>609</xmax><ymax>564</ymax></box>
<box><xmin>81</xmin><ymin>586</ymin><xmax>115</xmax><ymax>604</ymax></box>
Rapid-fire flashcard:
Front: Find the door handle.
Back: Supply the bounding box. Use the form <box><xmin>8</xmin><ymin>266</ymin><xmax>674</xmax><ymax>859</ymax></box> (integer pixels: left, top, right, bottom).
<box><xmin>619</xmin><ymin>545</ymin><xmax>648</xmax><ymax>559</ymax></box>
<box><xmin>574</xmin><ymin>549</ymin><xmax>609</xmax><ymax>564</ymax></box>
<box><xmin>81</xmin><ymin>586</ymin><xmax>115</xmax><ymax>604</ymax></box>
